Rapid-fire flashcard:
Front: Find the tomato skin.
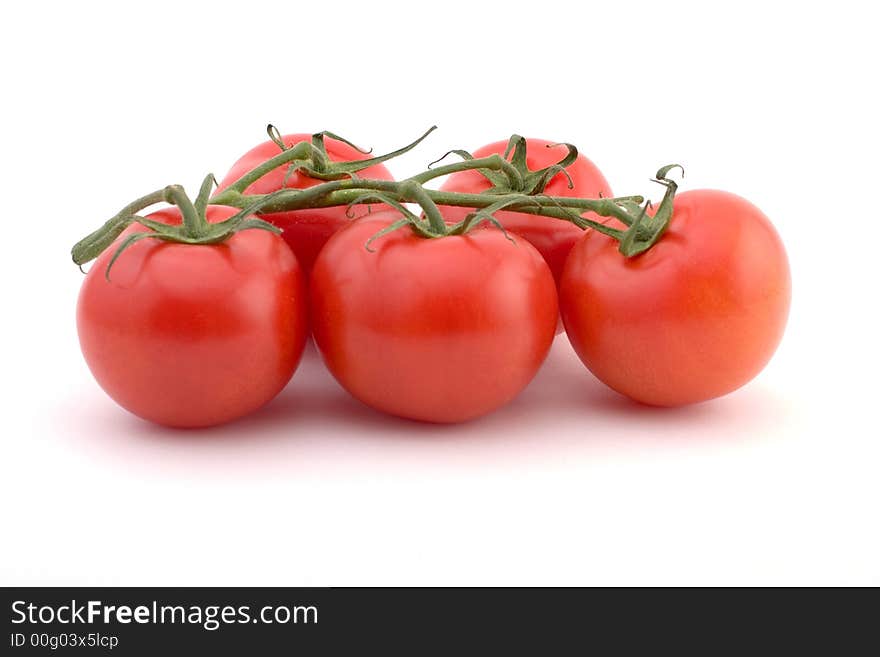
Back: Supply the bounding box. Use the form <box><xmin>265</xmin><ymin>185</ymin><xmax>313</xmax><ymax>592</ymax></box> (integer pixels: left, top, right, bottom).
<box><xmin>77</xmin><ymin>206</ymin><xmax>308</xmax><ymax>428</ymax></box>
<box><xmin>217</xmin><ymin>134</ymin><xmax>394</xmax><ymax>273</ymax></box>
<box><xmin>439</xmin><ymin>138</ymin><xmax>612</xmax><ymax>285</ymax></box>
<box><xmin>560</xmin><ymin>190</ymin><xmax>791</xmax><ymax>406</ymax></box>
<box><xmin>310</xmin><ymin>213</ymin><xmax>558</xmax><ymax>423</ymax></box>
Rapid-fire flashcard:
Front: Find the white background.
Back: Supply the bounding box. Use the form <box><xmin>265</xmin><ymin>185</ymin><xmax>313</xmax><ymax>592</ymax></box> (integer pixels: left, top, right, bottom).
<box><xmin>2</xmin><ymin>0</ymin><xmax>878</xmax><ymax>585</ymax></box>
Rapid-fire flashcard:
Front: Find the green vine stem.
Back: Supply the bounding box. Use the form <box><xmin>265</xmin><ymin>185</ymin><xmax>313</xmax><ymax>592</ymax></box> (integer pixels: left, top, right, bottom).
<box><xmin>211</xmin><ymin>181</ymin><xmax>634</xmax><ymax>239</ymax></box>
<box><xmin>73</xmin><ymin>128</ymin><xmax>683</xmax><ymax>269</ymax></box>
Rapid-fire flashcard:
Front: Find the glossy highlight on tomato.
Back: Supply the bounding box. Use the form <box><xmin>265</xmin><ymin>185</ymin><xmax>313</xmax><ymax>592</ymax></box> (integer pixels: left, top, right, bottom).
<box><xmin>560</xmin><ymin>190</ymin><xmax>791</xmax><ymax>406</ymax></box>
<box><xmin>217</xmin><ymin>134</ymin><xmax>394</xmax><ymax>273</ymax></box>
<box><xmin>77</xmin><ymin>206</ymin><xmax>308</xmax><ymax>428</ymax></box>
<box><xmin>310</xmin><ymin>212</ymin><xmax>559</xmax><ymax>423</ymax></box>
<box><xmin>439</xmin><ymin>138</ymin><xmax>612</xmax><ymax>285</ymax></box>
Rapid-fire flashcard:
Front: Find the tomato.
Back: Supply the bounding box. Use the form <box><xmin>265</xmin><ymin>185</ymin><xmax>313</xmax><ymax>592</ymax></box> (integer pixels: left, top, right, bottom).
<box><xmin>310</xmin><ymin>212</ymin><xmax>558</xmax><ymax>423</ymax></box>
<box><xmin>560</xmin><ymin>190</ymin><xmax>791</xmax><ymax>406</ymax></box>
<box><xmin>77</xmin><ymin>206</ymin><xmax>308</xmax><ymax>427</ymax></box>
<box><xmin>439</xmin><ymin>138</ymin><xmax>612</xmax><ymax>285</ymax></box>
<box><xmin>217</xmin><ymin>133</ymin><xmax>394</xmax><ymax>273</ymax></box>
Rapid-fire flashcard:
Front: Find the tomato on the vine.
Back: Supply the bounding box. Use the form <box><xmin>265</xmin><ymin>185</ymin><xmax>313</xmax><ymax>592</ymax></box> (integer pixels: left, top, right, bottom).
<box><xmin>217</xmin><ymin>133</ymin><xmax>395</xmax><ymax>273</ymax></box>
<box><xmin>77</xmin><ymin>206</ymin><xmax>308</xmax><ymax>428</ymax></box>
<box><xmin>439</xmin><ymin>138</ymin><xmax>612</xmax><ymax>285</ymax></box>
<box><xmin>310</xmin><ymin>212</ymin><xmax>558</xmax><ymax>423</ymax></box>
<box><xmin>560</xmin><ymin>190</ymin><xmax>791</xmax><ymax>406</ymax></box>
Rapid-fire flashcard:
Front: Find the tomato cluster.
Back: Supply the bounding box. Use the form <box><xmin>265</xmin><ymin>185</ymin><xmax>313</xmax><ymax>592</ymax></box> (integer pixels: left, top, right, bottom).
<box><xmin>75</xmin><ymin>131</ymin><xmax>791</xmax><ymax>428</ymax></box>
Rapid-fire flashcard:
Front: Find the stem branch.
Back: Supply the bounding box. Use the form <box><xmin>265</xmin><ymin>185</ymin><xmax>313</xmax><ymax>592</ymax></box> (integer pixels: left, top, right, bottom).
<box><xmin>71</xmin><ymin>188</ymin><xmax>169</xmax><ymax>266</ymax></box>
<box><xmin>221</xmin><ymin>141</ymin><xmax>314</xmax><ymax>194</ymax></box>
<box><xmin>400</xmin><ymin>181</ymin><xmax>446</xmax><ymax>233</ymax></box>
<box><xmin>164</xmin><ymin>185</ymin><xmax>205</xmax><ymax>237</ymax></box>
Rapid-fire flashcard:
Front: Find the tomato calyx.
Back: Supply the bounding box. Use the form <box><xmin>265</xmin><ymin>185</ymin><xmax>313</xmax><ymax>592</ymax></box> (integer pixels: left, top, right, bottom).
<box><xmin>349</xmin><ymin>181</ymin><xmax>526</xmax><ymax>249</ymax></box>
<box><xmin>212</xmin><ymin>126</ymin><xmax>437</xmax><ymax>204</ymax></box>
<box><xmin>427</xmin><ymin>135</ymin><xmax>579</xmax><ymax>196</ymax></box>
<box><xmin>344</xmin><ymin>181</ymin><xmax>467</xmax><ymax>249</ymax></box>
<box><xmin>617</xmin><ymin>164</ymin><xmax>683</xmax><ymax>257</ymax></box>
<box><xmin>71</xmin><ymin>174</ymin><xmax>282</xmax><ymax>279</ymax></box>
<box><xmin>289</xmin><ymin>126</ymin><xmax>436</xmax><ymax>182</ymax></box>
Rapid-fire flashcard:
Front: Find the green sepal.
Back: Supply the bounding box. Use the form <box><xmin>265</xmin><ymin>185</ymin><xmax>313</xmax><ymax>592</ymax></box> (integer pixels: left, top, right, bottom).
<box><xmin>344</xmin><ymin>191</ymin><xmax>437</xmax><ymax>240</ymax></box>
<box><xmin>471</xmin><ymin>135</ymin><xmax>580</xmax><ymax>196</ymax></box>
<box><xmin>193</xmin><ymin>173</ymin><xmax>218</xmax><ymax>217</ymax></box>
<box><xmin>364</xmin><ymin>218</ymin><xmax>413</xmax><ymax>252</ymax></box>
<box><xmin>446</xmin><ymin>196</ymin><xmax>540</xmax><ymax>239</ymax></box>
<box><xmin>293</xmin><ymin>126</ymin><xmax>438</xmax><ymax>181</ymax></box>
<box><xmin>105</xmin><ymin>232</ymin><xmax>166</xmax><ymax>280</ymax></box>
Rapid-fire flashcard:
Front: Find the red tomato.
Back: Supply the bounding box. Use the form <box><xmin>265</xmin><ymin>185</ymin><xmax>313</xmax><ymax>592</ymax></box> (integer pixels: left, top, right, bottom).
<box><xmin>560</xmin><ymin>190</ymin><xmax>791</xmax><ymax>406</ymax></box>
<box><xmin>439</xmin><ymin>138</ymin><xmax>612</xmax><ymax>285</ymax></box>
<box><xmin>217</xmin><ymin>134</ymin><xmax>394</xmax><ymax>273</ymax></box>
<box><xmin>310</xmin><ymin>212</ymin><xmax>558</xmax><ymax>423</ymax></box>
<box><xmin>77</xmin><ymin>206</ymin><xmax>308</xmax><ymax>427</ymax></box>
